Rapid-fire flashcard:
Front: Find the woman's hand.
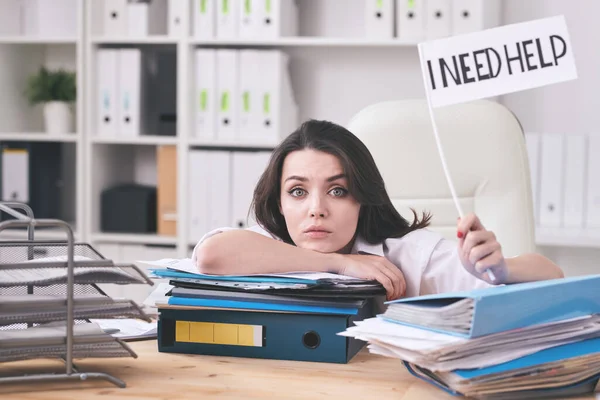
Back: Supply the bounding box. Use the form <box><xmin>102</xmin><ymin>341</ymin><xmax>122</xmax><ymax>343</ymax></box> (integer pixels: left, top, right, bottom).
<box><xmin>334</xmin><ymin>253</ymin><xmax>406</xmax><ymax>300</ymax></box>
<box><xmin>457</xmin><ymin>213</ymin><xmax>508</xmax><ymax>284</ymax></box>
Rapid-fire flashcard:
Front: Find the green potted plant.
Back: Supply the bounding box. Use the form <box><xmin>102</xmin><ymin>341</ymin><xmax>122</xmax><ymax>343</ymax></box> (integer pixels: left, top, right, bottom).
<box><xmin>24</xmin><ymin>66</ymin><xmax>76</xmax><ymax>134</ymax></box>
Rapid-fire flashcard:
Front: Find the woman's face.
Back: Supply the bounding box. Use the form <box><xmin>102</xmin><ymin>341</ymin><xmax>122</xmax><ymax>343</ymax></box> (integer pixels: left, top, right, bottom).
<box><xmin>279</xmin><ymin>149</ymin><xmax>360</xmax><ymax>253</ymax></box>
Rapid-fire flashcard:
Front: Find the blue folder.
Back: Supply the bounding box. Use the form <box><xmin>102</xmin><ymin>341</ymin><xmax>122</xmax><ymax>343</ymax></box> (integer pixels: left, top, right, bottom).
<box><xmin>385</xmin><ymin>274</ymin><xmax>600</xmax><ymax>338</ymax></box>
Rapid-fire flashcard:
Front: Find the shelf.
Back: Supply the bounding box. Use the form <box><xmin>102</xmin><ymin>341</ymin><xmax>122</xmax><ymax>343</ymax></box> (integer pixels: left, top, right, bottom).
<box><xmin>91</xmin><ymin>36</ymin><xmax>178</xmax><ymax>45</ymax></box>
<box><xmin>535</xmin><ymin>227</ymin><xmax>600</xmax><ymax>249</ymax></box>
<box><xmin>91</xmin><ymin>233</ymin><xmax>177</xmax><ymax>246</ymax></box>
<box><xmin>0</xmin><ymin>133</ymin><xmax>78</xmax><ymax>142</ymax></box>
<box><xmin>189</xmin><ymin>138</ymin><xmax>278</xmax><ymax>149</ymax></box>
<box><xmin>189</xmin><ymin>37</ymin><xmax>421</xmax><ymax>47</ymax></box>
<box><xmin>91</xmin><ymin>136</ymin><xmax>179</xmax><ymax>145</ymax></box>
<box><xmin>0</xmin><ymin>36</ymin><xmax>77</xmax><ymax>44</ymax></box>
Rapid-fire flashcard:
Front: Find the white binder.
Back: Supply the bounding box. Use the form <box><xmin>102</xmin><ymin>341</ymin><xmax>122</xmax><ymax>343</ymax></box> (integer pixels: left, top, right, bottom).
<box><xmin>524</xmin><ymin>132</ymin><xmax>541</xmax><ymax>225</ymax></box>
<box><xmin>216</xmin><ymin>0</ymin><xmax>239</xmax><ymax>38</ymax></box>
<box><xmin>539</xmin><ymin>134</ymin><xmax>564</xmax><ymax>228</ymax></box>
<box><xmin>117</xmin><ymin>49</ymin><xmax>143</xmax><ymax>137</ymax></box>
<box><xmin>188</xmin><ymin>150</ymin><xmax>210</xmax><ymax>241</ymax></box>
<box><xmin>103</xmin><ymin>0</ymin><xmax>128</xmax><ymax>36</ymax></box>
<box><xmin>258</xmin><ymin>0</ymin><xmax>298</xmax><ymax>38</ymax></box>
<box><xmin>231</xmin><ymin>151</ymin><xmax>270</xmax><ymax>228</ymax></box>
<box><xmin>365</xmin><ymin>0</ymin><xmax>395</xmax><ymax>39</ymax></box>
<box><xmin>96</xmin><ymin>49</ymin><xmax>119</xmax><ymax>137</ymax></box>
<box><xmin>193</xmin><ymin>0</ymin><xmax>215</xmax><ymax>38</ymax></box>
<box><xmin>216</xmin><ymin>50</ymin><xmax>239</xmax><ymax>141</ymax></box>
<box><xmin>23</xmin><ymin>0</ymin><xmax>77</xmax><ymax>37</ymax></box>
<box><xmin>563</xmin><ymin>134</ymin><xmax>586</xmax><ymax>229</ymax></box>
<box><xmin>194</xmin><ymin>49</ymin><xmax>217</xmax><ymax>140</ymax></box>
<box><xmin>586</xmin><ymin>135</ymin><xmax>600</xmax><ymax>228</ymax></box>
<box><xmin>239</xmin><ymin>0</ymin><xmax>260</xmax><ymax>38</ymax></box>
<box><xmin>257</xmin><ymin>50</ymin><xmax>298</xmax><ymax>144</ymax></box>
<box><xmin>239</xmin><ymin>50</ymin><xmax>263</xmax><ymax>140</ymax></box>
<box><xmin>0</xmin><ymin>0</ymin><xmax>22</xmax><ymax>35</ymax></box>
<box><xmin>396</xmin><ymin>0</ymin><xmax>426</xmax><ymax>40</ymax></box>
<box><xmin>207</xmin><ymin>151</ymin><xmax>232</xmax><ymax>231</ymax></box>
<box><xmin>425</xmin><ymin>0</ymin><xmax>451</xmax><ymax>39</ymax></box>
<box><xmin>168</xmin><ymin>0</ymin><xmax>186</xmax><ymax>36</ymax></box>
<box><xmin>1</xmin><ymin>148</ymin><xmax>29</xmax><ymax>203</ymax></box>
<box><xmin>126</xmin><ymin>0</ymin><xmax>167</xmax><ymax>36</ymax></box>
<box><xmin>451</xmin><ymin>0</ymin><xmax>501</xmax><ymax>35</ymax></box>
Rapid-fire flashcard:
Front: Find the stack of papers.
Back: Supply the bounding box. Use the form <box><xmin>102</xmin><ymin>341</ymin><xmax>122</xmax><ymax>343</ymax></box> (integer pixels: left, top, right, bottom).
<box><xmin>339</xmin><ymin>274</ymin><xmax>600</xmax><ymax>398</ymax></box>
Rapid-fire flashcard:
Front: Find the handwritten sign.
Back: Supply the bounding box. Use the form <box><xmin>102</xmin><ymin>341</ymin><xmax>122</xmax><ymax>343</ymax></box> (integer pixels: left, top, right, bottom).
<box><xmin>419</xmin><ymin>15</ymin><xmax>578</xmax><ymax>108</ymax></box>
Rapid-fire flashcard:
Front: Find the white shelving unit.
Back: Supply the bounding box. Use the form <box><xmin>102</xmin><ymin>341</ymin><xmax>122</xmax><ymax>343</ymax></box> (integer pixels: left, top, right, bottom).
<box><xmin>0</xmin><ymin>0</ymin><xmax>84</xmax><ymax>242</ymax></box>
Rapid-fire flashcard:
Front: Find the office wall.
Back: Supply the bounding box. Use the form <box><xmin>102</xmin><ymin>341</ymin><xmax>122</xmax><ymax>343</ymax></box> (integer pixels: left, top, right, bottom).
<box><xmin>501</xmin><ymin>0</ymin><xmax>600</xmax><ymax>276</ymax></box>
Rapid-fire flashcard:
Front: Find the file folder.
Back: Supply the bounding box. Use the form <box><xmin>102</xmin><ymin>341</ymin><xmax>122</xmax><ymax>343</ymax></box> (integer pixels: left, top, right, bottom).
<box><xmin>117</xmin><ymin>49</ymin><xmax>144</xmax><ymax>137</ymax></box>
<box><xmin>563</xmin><ymin>134</ymin><xmax>586</xmax><ymax>228</ymax></box>
<box><xmin>96</xmin><ymin>49</ymin><xmax>119</xmax><ymax>137</ymax></box>
<box><xmin>451</xmin><ymin>0</ymin><xmax>501</xmax><ymax>35</ymax></box>
<box><xmin>258</xmin><ymin>0</ymin><xmax>298</xmax><ymax>38</ymax></box>
<box><xmin>103</xmin><ymin>0</ymin><xmax>128</xmax><ymax>36</ymax></box>
<box><xmin>1</xmin><ymin>147</ymin><xmax>29</xmax><ymax>203</ymax></box>
<box><xmin>365</xmin><ymin>0</ymin><xmax>395</xmax><ymax>39</ymax></box>
<box><xmin>539</xmin><ymin>134</ymin><xmax>564</xmax><ymax>227</ymax></box>
<box><xmin>188</xmin><ymin>150</ymin><xmax>210</xmax><ymax>241</ymax></box>
<box><xmin>239</xmin><ymin>50</ymin><xmax>263</xmax><ymax>140</ymax></box>
<box><xmin>231</xmin><ymin>151</ymin><xmax>270</xmax><ymax>228</ymax></box>
<box><xmin>238</xmin><ymin>0</ymin><xmax>260</xmax><ymax>38</ymax></box>
<box><xmin>425</xmin><ymin>0</ymin><xmax>451</xmax><ymax>39</ymax></box>
<box><xmin>216</xmin><ymin>50</ymin><xmax>239</xmax><ymax>141</ymax></box>
<box><xmin>207</xmin><ymin>151</ymin><xmax>231</xmax><ymax>230</ymax></box>
<box><xmin>126</xmin><ymin>0</ymin><xmax>167</xmax><ymax>36</ymax></box>
<box><xmin>216</xmin><ymin>0</ymin><xmax>239</xmax><ymax>38</ymax></box>
<box><xmin>168</xmin><ymin>0</ymin><xmax>186</xmax><ymax>36</ymax></box>
<box><xmin>383</xmin><ymin>274</ymin><xmax>600</xmax><ymax>338</ymax></box>
<box><xmin>193</xmin><ymin>0</ymin><xmax>216</xmax><ymax>38</ymax></box>
<box><xmin>158</xmin><ymin>296</ymin><xmax>378</xmax><ymax>363</ymax></box>
<box><xmin>524</xmin><ymin>132</ymin><xmax>541</xmax><ymax>225</ymax></box>
<box><xmin>194</xmin><ymin>49</ymin><xmax>217</xmax><ymax>139</ymax></box>
<box><xmin>396</xmin><ymin>0</ymin><xmax>425</xmax><ymax>40</ymax></box>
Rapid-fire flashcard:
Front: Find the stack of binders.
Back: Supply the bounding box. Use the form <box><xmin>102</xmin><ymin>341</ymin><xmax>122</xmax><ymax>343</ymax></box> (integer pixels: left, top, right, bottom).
<box><xmin>193</xmin><ymin>48</ymin><xmax>298</xmax><ymax>144</ymax></box>
<box><xmin>141</xmin><ymin>258</ymin><xmax>386</xmax><ymax>363</ymax></box>
<box><xmin>340</xmin><ymin>274</ymin><xmax>600</xmax><ymax>399</ymax></box>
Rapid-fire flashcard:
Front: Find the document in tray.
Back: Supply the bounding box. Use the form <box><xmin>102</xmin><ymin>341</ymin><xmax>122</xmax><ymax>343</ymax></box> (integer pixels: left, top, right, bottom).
<box><xmin>89</xmin><ymin>318</ymin><xmax>157</xmax><ymax>341</ymax></box>
<box><xmin>139</xmin><ymin>258</ymin><xmax>372</xmax><ymax>283</ymax></box>
<box><xmin>0</xmin><ymin>255</ymin><xmax>149</xmax><ymax>286</ymax></box>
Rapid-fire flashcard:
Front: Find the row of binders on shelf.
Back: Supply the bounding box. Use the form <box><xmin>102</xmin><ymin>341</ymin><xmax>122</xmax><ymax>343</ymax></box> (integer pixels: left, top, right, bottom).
<box><xmin>526</xmin><ymin>132</ymin><xmax>600</xmax><ymax>230</ymax></box>
<box><xmin>0</xmin><ymin>202</ymin><xmax>155</xmax><ymax>387</ymax></box>
<box><xmin>141</xmin><ymin>258</ymin><xmax>386</xmax><ymax>363</ymax></box>
<box><xmin>193</xmin><ymin>49</ymin><xmax>298</xmax><ymax>143</ymax></box>
<box><xmin>341</xmin><ymin>274</ymin><xmax>600</xmax><ymax>399</ymax></box>
<box><xmin>100</xmin><ymin>0</ymin><xmax>297</xmax><ymax>39</ymax></box>
<box><xmin>370</xmin><ymin>0</ymin><xmax>501</xmax><ymax>40</ymax></box>
<box><xmin>96</xmin><ymin>48</ymin><xmax>177</xmax><ymax>138</ymax></box>
<box><xmin>0</xmin><ymin>0</ymin><xmax>76</xmax><ymax>38</ymax></box>
<box><xmin>188</xmin><ymin>149</ymin><xmax>271</xmax><ymax>242</ymax></box>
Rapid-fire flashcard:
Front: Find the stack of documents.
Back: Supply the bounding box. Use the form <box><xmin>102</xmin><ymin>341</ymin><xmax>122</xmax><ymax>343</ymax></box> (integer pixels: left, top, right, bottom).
<box><xmin>142</xmin><ymin>258</ymin><xmax>387</xmax><ymax>309</ymax></box>
<box><xmin>340</xmin><ymin>274</ymin><xmax>600</xmax><ymax>398</ymax></box>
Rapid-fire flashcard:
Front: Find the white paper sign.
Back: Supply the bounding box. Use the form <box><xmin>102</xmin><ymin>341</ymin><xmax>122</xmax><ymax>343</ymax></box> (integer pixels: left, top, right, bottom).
<box><xmin>419</xmin><ymin>15</ymin><xmax>578</xmax><ymax>108</ymax></box>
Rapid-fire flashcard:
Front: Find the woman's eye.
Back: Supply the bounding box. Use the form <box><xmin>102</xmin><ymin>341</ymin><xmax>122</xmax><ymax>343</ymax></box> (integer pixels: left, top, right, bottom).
<box><xmin>290</xmin><ymin>188</ymin><xmax>306</xmax><ymax>197</ymax></box>
<box><xmin>330</xmin><ymin>187</ymin><xmax>348</xmax><ymax>197</ymax></box>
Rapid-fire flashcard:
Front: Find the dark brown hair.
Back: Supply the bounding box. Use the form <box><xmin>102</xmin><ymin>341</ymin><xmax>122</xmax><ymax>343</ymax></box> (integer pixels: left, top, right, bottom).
<box><xmin>251</xmin><ymin>119</ymin><xmax>431</xmax><ymax>245</ymax></box>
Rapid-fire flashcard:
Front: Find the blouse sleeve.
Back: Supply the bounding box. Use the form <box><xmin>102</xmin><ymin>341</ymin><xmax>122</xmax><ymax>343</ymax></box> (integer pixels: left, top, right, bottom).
<box><xmin>419</xmin><ymin>235</ymin><xmax>494</xmax><ymax>295</ymax></box>
<box><xmin>190</xmin><ymin>224</ymin><xmax>280</xmax><ymax>263</ymax></box>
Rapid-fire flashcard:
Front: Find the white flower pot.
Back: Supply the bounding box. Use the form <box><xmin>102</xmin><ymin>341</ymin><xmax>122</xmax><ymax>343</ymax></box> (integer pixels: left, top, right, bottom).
<box><xmin>43</xmin><ymin>101</ymin><xmax>73</xmax><ymax>134</ymax></box>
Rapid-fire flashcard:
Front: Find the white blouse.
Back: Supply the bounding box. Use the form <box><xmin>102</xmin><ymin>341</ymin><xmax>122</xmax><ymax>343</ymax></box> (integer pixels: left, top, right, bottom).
<box><xmin>191</xmin><ymin>224</ymin><xmax>493</xmax><ymax>297</ymax></box>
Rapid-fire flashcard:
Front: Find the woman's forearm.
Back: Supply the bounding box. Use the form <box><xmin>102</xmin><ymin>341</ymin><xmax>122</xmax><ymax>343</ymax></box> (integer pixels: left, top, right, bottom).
<box><xmin>504</xmin><ymin>253</ymin><xmax>565</xmax><ymax>284</ymax></box>
<box><xmin>194</xmin><ymin>230</ymin><xmax>341</xmax><ymax>275</ymax></box>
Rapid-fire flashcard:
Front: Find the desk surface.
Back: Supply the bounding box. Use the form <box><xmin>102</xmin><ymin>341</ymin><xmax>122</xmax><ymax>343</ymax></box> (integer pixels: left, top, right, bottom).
<box><xmin>0</xmin><ymin>340</ymin><xmax>598</xmax><ymax>399</ymax></box>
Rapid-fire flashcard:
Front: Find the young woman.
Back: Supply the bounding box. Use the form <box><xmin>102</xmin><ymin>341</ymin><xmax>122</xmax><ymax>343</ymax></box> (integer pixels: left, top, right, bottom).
<box><xmin>192</xmin><ymin>119</ymin><xmax>564</xmax><ymax>300</ymax></box>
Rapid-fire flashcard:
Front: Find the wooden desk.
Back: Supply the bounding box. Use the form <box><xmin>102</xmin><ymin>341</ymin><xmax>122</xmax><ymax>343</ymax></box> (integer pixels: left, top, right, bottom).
<box><xmin>0</xmin><ymin>340</ymin><xmax>597</xmax><ymax>399</ymax></box>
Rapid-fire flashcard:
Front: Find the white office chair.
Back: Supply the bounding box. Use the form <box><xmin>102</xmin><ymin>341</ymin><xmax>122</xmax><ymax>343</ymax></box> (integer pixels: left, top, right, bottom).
<box><xmin>346</xmin><ymin>99</ymin><xmax>536</xmax><ymax>257</ymax></box>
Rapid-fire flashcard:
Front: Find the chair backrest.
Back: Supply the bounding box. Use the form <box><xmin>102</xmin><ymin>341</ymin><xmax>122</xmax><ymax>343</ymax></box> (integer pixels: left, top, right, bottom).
<box><xmin>346</xmin><ymin>99</ymin><xmax>535</xmax><ymax>257</ymax></box>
